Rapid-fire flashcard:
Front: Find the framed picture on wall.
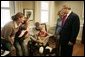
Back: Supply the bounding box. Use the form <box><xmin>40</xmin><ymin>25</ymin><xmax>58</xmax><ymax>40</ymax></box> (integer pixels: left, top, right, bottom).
<box><xmin>23</xmin><ymin>9</ymin><xmax>33</xmax><ymax>21</ymax></box>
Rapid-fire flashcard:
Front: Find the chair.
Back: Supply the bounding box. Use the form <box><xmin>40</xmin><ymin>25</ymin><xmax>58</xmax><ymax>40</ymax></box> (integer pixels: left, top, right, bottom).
<box><xmin>35</xmin><ymin>23</ymin><xmax>57</xmax><ymax>55</ymax></box>
<box><xmin>40</xmin><ymin>23</ymin><xmax>47</xmax><ymax>32</ymax></box>
<box><xmin>27</xmin><ymin>23</ymin><xmax>57</xmax><ymax>56</ymax></box>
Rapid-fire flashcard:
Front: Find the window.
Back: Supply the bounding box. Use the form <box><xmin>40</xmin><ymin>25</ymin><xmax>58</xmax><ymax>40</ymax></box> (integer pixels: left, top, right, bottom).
<box><xmin>1</xmin><ymin>1</ymin><xmax>11</xmax><ymax>27</ymax></box>
<box><xmin>40</xmin><ymin>1</ymin><xmax>49</xmax><ymax>23</ymax></box>
<box><xmin>1</xmin><ymin>1</ymin><xmax>9</xmax><ymax>7</ymax></box>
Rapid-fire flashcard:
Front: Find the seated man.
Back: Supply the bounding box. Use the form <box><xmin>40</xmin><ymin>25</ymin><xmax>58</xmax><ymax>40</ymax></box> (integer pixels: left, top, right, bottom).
<box><xmin>27</xmin><ymin>22</ymin><xmax>41</xmax><ymax>56</ymax></box>
<box><xmin>28</xmin><ymin>22</ymin><xmax>53</xmax><ymax>55</ymax></box>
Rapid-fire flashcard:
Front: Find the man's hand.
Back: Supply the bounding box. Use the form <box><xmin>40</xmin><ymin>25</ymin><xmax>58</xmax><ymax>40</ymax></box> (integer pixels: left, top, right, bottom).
<box><xmin>68</xmin><ymin>41</ymin><xmax>73</xmax><ymax>46</ymax></box>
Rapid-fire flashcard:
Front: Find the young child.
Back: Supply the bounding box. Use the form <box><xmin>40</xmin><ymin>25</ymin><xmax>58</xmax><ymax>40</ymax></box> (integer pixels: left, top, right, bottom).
<box><xmin>37</xmin><ymin>26</ymin><xmax>48</xmax><ymax>46</ymax></box>
<box><xmin>38</xmin><ymin>26</ymin><xmax>48</xmax><ymax>37</ymax></box>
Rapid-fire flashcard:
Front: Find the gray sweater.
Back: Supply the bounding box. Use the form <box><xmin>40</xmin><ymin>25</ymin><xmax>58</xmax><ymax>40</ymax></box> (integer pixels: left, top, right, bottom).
<box><xmin>1</xmin><ymin>21</ymin><xmax>19</xmax><ymax>44</ymax></box>
<box><xmin>55</xmin><ymin>18</ymin><xmax>62</xmax><ymax>39</ymax></box>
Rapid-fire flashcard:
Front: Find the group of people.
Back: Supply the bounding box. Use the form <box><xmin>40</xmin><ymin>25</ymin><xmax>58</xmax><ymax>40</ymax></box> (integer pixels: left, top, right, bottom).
<box><xmin>1</xmin><ymin>5</ymin><xmax>80</xmax><ymax>56</ymax></box>
<box><xmin>1</xmin><ymin>12</ymin><xmax>29</xmax><ymax>56</ymax></box>
<box><xmin>1</xmin><ymin>12</ymin><xmax>49</xmax><ymax>56</ymax></box>
<box><xmin>55</xmin><ymin>5</ymin><xmax>80</xmax><ymax>56</ymax></box>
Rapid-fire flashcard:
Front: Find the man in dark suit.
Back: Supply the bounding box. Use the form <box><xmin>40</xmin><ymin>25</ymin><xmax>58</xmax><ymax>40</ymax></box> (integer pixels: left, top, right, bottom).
<box><xmin>59</xmin><ymin>5</ymin><xmax>80</xmax><ymax>56</ymax></box>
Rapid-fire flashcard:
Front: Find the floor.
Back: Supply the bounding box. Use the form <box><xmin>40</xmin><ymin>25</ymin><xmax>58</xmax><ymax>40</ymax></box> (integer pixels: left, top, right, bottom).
<box><xmin>72</xmin><ymin>41</ymin><xmax>84</xmax><ymax>56</ymax></box>
<box><xmin>5</xmin><ymin>40</ymin><xmax>84</xmax><ymax>56</ymax></box>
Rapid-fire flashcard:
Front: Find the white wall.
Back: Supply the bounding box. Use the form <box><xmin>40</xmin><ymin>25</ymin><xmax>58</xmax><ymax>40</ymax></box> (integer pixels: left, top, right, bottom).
<box><xmin>12</xmin><ymin>1</ymin><xmax>84</xmax><ymax>26</ymax></box>
<box><xmin>14</xmin><ymin>1</ymin><xmax>23</xmax><ymax>13</ymax></box>
<box><xmin>49</xmin><ymin>1</ymin><xmax>55</xmax><ymax>27</ymax></box>
<box><xmin>34</xmin><ymin>1</ymin><xmax>41</xmax><ymax>22</ymax></box>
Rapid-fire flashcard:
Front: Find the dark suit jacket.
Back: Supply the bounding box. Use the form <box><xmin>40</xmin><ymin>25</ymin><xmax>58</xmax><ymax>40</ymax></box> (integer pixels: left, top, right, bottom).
<box><xmin>60</xmin><ymin>12</ymin><xmax>80</xmax><ymax>45</ymax></box>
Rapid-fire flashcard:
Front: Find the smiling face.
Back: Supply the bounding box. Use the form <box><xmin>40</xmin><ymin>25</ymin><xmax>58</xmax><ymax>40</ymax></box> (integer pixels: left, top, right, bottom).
<box><xmin>13</xmin><ymin>12</ymin><xmax>25</xmax><ymax>25</ymax></box>
<box><xmin>58</xmin><ymin>10</ymin><xmax>65</xmax><ymax>18</ymax></box>
<box><xmin>61</xmin><ymin>5</ymin><xmax>71</xmax><ymax>14</ymax></box>
<box><xmin>62</xmin><ymin>8</ymin><xmax>68</xmax><ymax>14</ymax></box>
<box><xmin>18</xmin><ymin>16</ymin><xmax>25</xmax><ymax>24</ymax></box>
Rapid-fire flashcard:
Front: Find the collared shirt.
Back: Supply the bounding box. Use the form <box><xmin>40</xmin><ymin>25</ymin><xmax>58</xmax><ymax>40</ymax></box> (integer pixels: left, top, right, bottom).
<box><xmin>65</xmin><ymin>10</ymin><xmax>72</xmax><ymax>20</ymax></box>
<box><xmin>14</xmin><ymin>21</ymin><xmax>21</xmax><ymax>29</ymax></box>
<box><xmin>62</xmin><ymin>10</ymin><xmax>72</xmax><ymax>26</ymax></box>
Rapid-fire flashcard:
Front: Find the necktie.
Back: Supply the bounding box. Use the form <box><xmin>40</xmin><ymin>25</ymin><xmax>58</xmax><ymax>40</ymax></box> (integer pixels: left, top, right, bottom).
<box><xmin>62</xmin><ymin>15</ymin><xmax>67</xmax><ymax>26</ymax></box>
